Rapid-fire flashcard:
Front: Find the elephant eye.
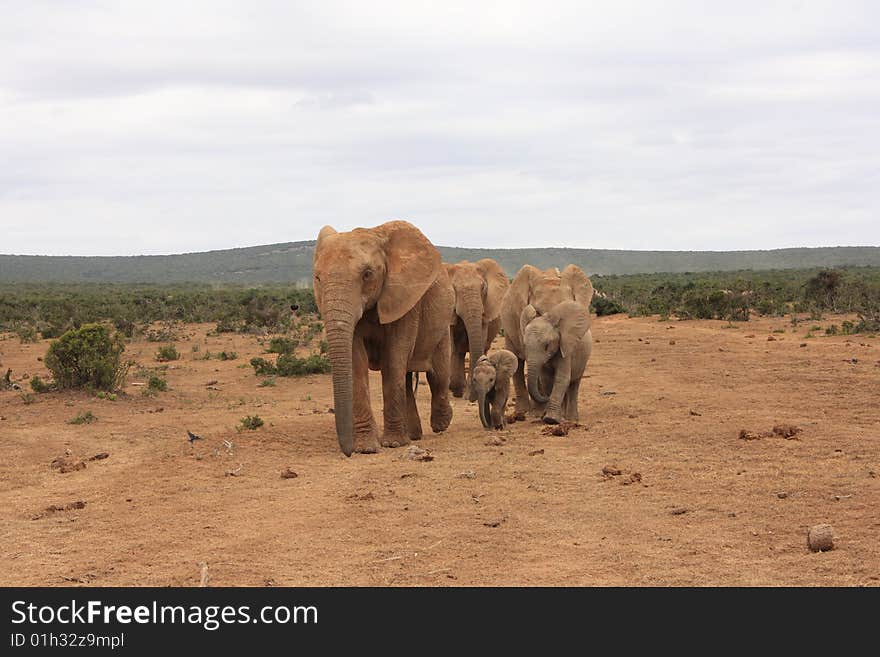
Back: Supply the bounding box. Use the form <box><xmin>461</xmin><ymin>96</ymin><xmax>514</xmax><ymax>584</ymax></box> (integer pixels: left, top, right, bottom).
<box><xmin>313</xmin><ymin>274</ymin><xmax>320</xmax><ymax>283</ymax></box>
<box><xmin>362</xmin><ymin>269</ymin><xmax>373</xmax><ymax>281</ymax></box>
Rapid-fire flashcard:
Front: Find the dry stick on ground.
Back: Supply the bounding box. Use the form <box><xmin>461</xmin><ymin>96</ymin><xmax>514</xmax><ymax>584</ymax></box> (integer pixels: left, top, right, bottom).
<box><xmin>198</xmin><ymin>562</ymin><xmax>209</xmax><ymax>587</ymax></box>
<box><xmin>374</xmin><ymin>555</ymin><xmax>403</xmax><ymax>563</ymax></box>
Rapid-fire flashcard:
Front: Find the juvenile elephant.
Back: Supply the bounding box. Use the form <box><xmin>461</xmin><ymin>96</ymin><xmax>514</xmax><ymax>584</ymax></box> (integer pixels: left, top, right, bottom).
<box><xmin>444</xmin><ymin>259</ymin><xmax>509</xmax><ymax>400</ymax></box>
<box><xmin>500</xmin><ymin>264</ymin><xmax>594</xmax><ymax>415</ymax></box>
<box><xmin>521</xmin><ymin>300</ymin><xmax>592</xmax><ymax>424</ymax></box>
<box><xmin>313</xmin><ymin>221</ymin><xmax>455</xmax><ymax>456</ymax></box>
<box><xmin>470</xmin><ymin>350</ymin><xmax>518</xmax><ymax>430</ymax></box>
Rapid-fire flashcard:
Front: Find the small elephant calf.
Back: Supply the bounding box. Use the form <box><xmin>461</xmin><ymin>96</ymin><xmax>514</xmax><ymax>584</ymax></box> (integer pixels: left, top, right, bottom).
<box><xmin>471</xmin><ymin>350</ymin><xmax>518</xmax><ymax>430</ymax></box>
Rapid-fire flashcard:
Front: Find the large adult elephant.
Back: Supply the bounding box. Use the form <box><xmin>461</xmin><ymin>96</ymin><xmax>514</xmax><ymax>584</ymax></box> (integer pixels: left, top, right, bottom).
<box><xmin>500</xmin><ymin>264</ymin><xmax>594</xmax><ymax>416</ymax></box>
<box><xmin>444</xmin><ymin>259</ymin><xmax>509</xmax><ymax>400</ymax></box>
<box><xmin>312</xmin><ymin>221</ymin><xmax>455</xmax><ymax>456</ymax></box>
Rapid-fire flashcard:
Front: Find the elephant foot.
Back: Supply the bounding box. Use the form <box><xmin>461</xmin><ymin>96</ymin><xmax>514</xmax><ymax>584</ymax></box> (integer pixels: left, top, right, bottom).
<box><xmin>353</xmin><ymin>433</ymin><xmax>380</xmax><ymax>454</ymax></box>
<box><xmin>381</xmin><ymin>433</ymin><xmax>411</xmax><ymax>448</ymax></box>
<box><xmin>430</xmin><ymin>400</ymin><xmax>453</xmax><ymax>433</ymax></box>
<box><xmin>408</xmin><ymin>424</ymin><xmax>423</xmax><ymax>441</ymax></box>
<box><xmin>451</xmin><ymin>389</ymin><xmax>464</xmax><ymax>399</ymax></box>
<box><xmin>542</xmin><ymin>412</ymin><xmax>562</xmax><ymax>425</ymax></box>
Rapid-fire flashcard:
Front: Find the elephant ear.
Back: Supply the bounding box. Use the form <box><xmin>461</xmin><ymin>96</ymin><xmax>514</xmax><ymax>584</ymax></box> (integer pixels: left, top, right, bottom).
<box><xmin>504</xmin><ymin>265</ymin><xmax>539</xmax><ymax>317</ymax></box>
<box><xmin>444</xmin><ymin>262</ymin><xmax>458</xmax><ymax>283</ymax></box>
<box><xmin>519</xmin><ymin>304</ymin><xmax>538</xmax><ymax>340</ymax></box>
<box><xmin>312</xmin><ymin>225</ymin><xmax>338</xmax><ymax>315</ymax></box>
<box><xmin>489</xmin><ymin>349</ymin><xmax>518</xmax><ymax>378</ymax></box>
<box><xmin>560</xmin><ymin>264</ymin><xmax>594</xmax><ymax>308</ymax></box>
<box><xmin>375</xmin><ymin>221</ymin><xmax>441</xmax><ymax>324</ymax></box>
<box><xmin>476</xmin><ymin>258</ymin><xmax>509</xmax><ymax>321</ymax></box>
<box><xmin>548</xmin><ymin>301</ymin><xmax>590</xmax><ymax>359</ymax></box>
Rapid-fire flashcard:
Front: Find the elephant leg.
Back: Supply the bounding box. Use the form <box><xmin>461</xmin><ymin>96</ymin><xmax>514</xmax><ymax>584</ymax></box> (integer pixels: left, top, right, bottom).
<box><xmin>564</xmin><ymin>379</ymin><xmax>581</xmax><ymax>422</ymax></box>
<box><xmin>405</xmin><ymin>371</ymin><xmax>423</xmax><ymax>441</ymax></box>
<box><xmin>426</xmin><ymin>329</ymin><xmax>453</xmax><ymax>433</ymax></box>
<box><xmin>379</xmin><ymin>338</ymin><xmax>410</xmax><ymax>449</ymax></box>
<box><xmin>490</xmin><ymin>392</ymin><xmax>505</xmax><ymax>430</ymax></box>
<box><xmin>512</xmin><ymin>356</ymin><xmax>529</xmax><ymax>416</ymax></box>
<box><xmin>450</xmin><ymin>345</ymin><xmax>466</xmax><ymax>398</ymax></box>
<box><xmin>352</xmin><ymin>332</ymin><xmax>380</xmax><ymax>454</ymax></box>
<box><xmin>542</xmin><ymin>359</ymin><xmax>572</xmax><ymax>425</ymax></box>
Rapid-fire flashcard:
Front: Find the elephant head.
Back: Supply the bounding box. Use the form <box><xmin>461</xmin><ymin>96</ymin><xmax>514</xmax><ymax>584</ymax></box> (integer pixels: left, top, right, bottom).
<box><xmin>445</xmin><ymin>258</ymin><xmax>509</xmax><ymax>396</ymax></box>
<box><xmin>313</xmin><ymin>220</ymin><xmax>441</xmax><ymax>456</ymax></box>
<box><xmin>500</xmin><ymin>264</ymin><xmax>593</xmax><ymax>355</ymax></box>
<box><xmin>471</xmin><ymin>350</ymin><xmax>518</xmax><ymax>429</ymax></box>
<box><xmin>523</xmin><ymin>300</ymin><xmax>590</xmax><ymax>404</ymax></box>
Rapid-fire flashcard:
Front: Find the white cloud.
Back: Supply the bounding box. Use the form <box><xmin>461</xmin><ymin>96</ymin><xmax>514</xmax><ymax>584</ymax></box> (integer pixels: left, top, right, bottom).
<box><xmin>0</xmin><ymin>0</ymin><xmax>878</xmax><ymax>254</ymax></box>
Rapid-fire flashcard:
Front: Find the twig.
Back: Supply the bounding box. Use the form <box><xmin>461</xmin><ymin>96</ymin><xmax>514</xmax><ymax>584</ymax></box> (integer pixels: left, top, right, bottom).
<box><xmin>374</xmin><ymin>555</ymin><xmax>403</xmax><ymax>563</ymax></box>
<box><xmin>425</xmin><ymin>567</ymin><xmax>451</xmax><ymax>575</ymax></box>
<box><xmin>198</xmin><ymin>562</ymin><xmax>209</xmax><ymax>587</ymax></box>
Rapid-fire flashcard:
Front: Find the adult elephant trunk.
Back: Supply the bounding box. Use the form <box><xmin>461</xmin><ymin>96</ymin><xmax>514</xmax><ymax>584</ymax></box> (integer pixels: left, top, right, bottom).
<box><xmin>459</xmin><ymin>290</ymin><xmax>485</xmax><ymax>401</ymax></box>
<box><xmin>526</xmin><ymin>350</ymin><xmax>550</xmax><ymax>404</ymax></box>
<box><xmin>323</xmin><ymin>307</ymin><xmax>357</xmax><ymax>457</ymax></box>
<box><xmin>477</xmin><ymin>390</ymin><xmax>492</xmax><ymax>428</ymax></box>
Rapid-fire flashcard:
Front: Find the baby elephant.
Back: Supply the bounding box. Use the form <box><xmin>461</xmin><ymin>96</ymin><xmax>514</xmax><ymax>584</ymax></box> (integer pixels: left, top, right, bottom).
<box><xmin>471</xmin><ymin>350</ymin><xmax>518</xmax><ymax>430</ymax></box>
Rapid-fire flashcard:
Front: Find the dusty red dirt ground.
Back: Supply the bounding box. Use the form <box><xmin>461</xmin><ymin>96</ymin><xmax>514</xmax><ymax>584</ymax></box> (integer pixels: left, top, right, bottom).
<box><xmin>1</xmin><ymin>315</ymin><xmax>878</xmax><ymax>586</ymax></box>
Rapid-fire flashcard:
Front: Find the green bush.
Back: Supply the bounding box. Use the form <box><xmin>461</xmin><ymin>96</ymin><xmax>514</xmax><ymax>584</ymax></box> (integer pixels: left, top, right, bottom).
<box><xmin>156</xmin><ymin>344</ymin><xmax>180</xmax><ymax>362</ymax></box>
<box><xmin>30</xmin><ymin>375</ymin><xmax>54</xmax><ymax>393</ymax></box>
<box><xmin>239</xmin><ymin>415</ymin><xmax>264</xmax><ymax>430</ymax></box>
<box><xmin>68</xmin><ymin>410</ymin><xmax>97</xmax><ymax>425</ymax></box>
<box><xmin>267</xmin><ymin>337</ymin><xmax>298</xmax><ymax>354</ymax></box>
<box><xmin>259</xmin><ymin>378</ymin><xmax>276</xmax><ymax>387</ymax></box>
<box><xmin>250</xmin><ymin>353</ymin><xmax>330</xmax><ymax>377</ymax></box>
<box><xmin>44</xmin><ymin>324</ymin><xmax>127</xmax><ymax>391</ymax></box>
<box><xmin>275</xmin><ymin>353</ymin><xmax>331</xmax><ymax>376</ymax></box>
<box><xmin>591</xmin><ymin>296</ymin><xmax>627</xmax><ymax>316</ymax></box>
<box><xmin>40</xmin><ymin>324</ymin><xmax>66</xmax><ymax>340</ymax></box>
<box><xmin>16</xmin><ymin>325</ymin><xmax>39</xmax><ymax>343</ymax></box>
<box><xmin>250</xmin><ymin>357</ymin><xmax>277</xmax><ymax>376</ymax></box>
<box><xmin>218</xmin><ymin>351</ymin><xmax>237</xmax><ymax>361</ymax></box>
<box><xmin>148</xmin><ymin>375</ymin><xmax>168</xmax><ymax>392</ymax></box>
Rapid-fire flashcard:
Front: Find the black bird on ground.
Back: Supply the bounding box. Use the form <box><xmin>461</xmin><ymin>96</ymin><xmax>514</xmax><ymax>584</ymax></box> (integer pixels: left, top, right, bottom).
<box><xmin>187</xmin><ymin>430</ymin><xmax>203</xmax><ymax>444</ymax></box>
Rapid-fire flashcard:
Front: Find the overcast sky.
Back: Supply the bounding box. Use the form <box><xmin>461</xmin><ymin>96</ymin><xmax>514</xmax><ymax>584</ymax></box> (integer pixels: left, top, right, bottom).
<box><xmin>1</xmin><ymin>1</ymin><xmax>878</xmax><ymax>255</ymax></box>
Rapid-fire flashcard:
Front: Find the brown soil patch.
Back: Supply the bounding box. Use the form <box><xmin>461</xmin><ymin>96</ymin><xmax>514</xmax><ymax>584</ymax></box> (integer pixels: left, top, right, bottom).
<box><xmin>1</xmin><ymin>315</ymin><xmax>878</xmax><ymax>586</ymax></box>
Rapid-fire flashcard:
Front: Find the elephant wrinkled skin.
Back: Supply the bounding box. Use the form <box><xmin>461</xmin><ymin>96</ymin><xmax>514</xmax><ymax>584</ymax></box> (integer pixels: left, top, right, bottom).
<box><xmin>312</xmin><ymin>221</ymin><xmax>454</xmax><ymax>456</ymax></box>
<box><xmin>522</xmin><ymin>301</ymin><xmax>592</xmax><ymax>424</ymax></box>
<box><xmin>444</xmin><ymin>259</ymin><xmax>509</xmax><ymax>400</ymax></box>
<box><xmin>470</xmin><ymin>349</ymin><xmax>518</xmax><ymax>430</ymax></box>
<box><xmin>500</xmin><ymin>264</ymin><xmax>594</xmax><ymax>417</ymax></box>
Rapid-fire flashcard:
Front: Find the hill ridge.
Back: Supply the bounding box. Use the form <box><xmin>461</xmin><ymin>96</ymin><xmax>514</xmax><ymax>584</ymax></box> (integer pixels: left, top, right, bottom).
<box><xmin>1</xmin><ymin>243</ymin><xmax>878</xmax><ymax>283</ymax></box>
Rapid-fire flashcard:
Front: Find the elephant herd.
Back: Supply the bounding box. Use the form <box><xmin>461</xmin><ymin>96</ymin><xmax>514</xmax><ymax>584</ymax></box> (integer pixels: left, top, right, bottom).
<box><xmin>312</xmin><ymin>220</ymin><xmax>594</xmax><ymax>456</ymax></box>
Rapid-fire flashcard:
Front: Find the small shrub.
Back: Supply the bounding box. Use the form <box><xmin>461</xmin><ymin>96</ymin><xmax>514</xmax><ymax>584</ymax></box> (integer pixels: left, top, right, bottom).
<box><xmin>146</xmin><ymin>326</ymin><xmax>177</xmax><ymax>342</ymax></box>
<box><xmin>218</xmin><ymin>351</ymin><xmax>237</xmax><ymax>361</ymax></box>
<box><xmin>45</xmin><ymin>324</ymin><xmax>127</xmax><ymax>391</ymax></box>
<box><xmin>114</xmin><ymin>318</ymin><xmax>135</xmax><ymax>338</ymax></box>
<box><xmin>68</xmin><ymin>410</ymin><xmax>97</xmax><ymax>425</ymax></box>
<box><xmin>215</xmin><ymin>319</ymin><xmax>239</xmax><ymax>333</ymax></box>
<box><xmin>259</xmin><ymin>378</ymin><xmax>276</xmax><ymax>387</ymax></box>
<box><xmin>30</xmin><ymin>375</ymin><xmax>54</xmax><ymax>393</ymax></box>
<box><xmin>16</xmin><ymin>325</ymin><xmax>39</xmax><ymax>343</ymax></box>
<box><xmin>20</xmin><ymin>392</ymin><xmax>36</xmax><ymax>405</ymax></box>
<box><xmin>592</xmin><ymin>296</ymin><xmax>627</xmax><ymax>316</ymax></box>
<box><xmin>841</xmin><ymin>320</ymin><xmax>855</xmax><ymax>335</ymax></box>
<box><xmin>239</xmin><ymin>415</ymin><xmax>264</xmax><ymax>430</ymax></box>
<box><xmin>156</xmin><ymin>344</ymin><xmax>180</xmax><ymax>362</ymax></box>
<box><xmin>318</xmin><ymin>339</ymin><xmax>329</xmax><ymax>354</ymax></box>
<box><xmin>40</xmin><ymin>324</ymin><xmax>66</xmax><ymax>340</ymax></box>
<box><xmin>825</xmin><ymin>324</ymin><xmax>839</xmax><ymax>336</ymax></box>
<box><xmin>267</xmin><ymin>337</ymin><xmax>298</xmax><ymax>354</ymax></box>
<box><xmin>96</xmin><ymin>391</ymin><xmax>117</xmax><ymax>401</ymax></box>
<box><xmin>147</xmin><ymin>375</ymin><xmax>168</xmax><ymax>392</ymax></box>
<box><xmin>275</xmin><ymin>353</ymin><xmax>331</xmax><ymax>376</ymax></box>
<box><xmin>250</xmin><ymin>357</ymin><xmax>277</xmax><ymax>376</ymax></box>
